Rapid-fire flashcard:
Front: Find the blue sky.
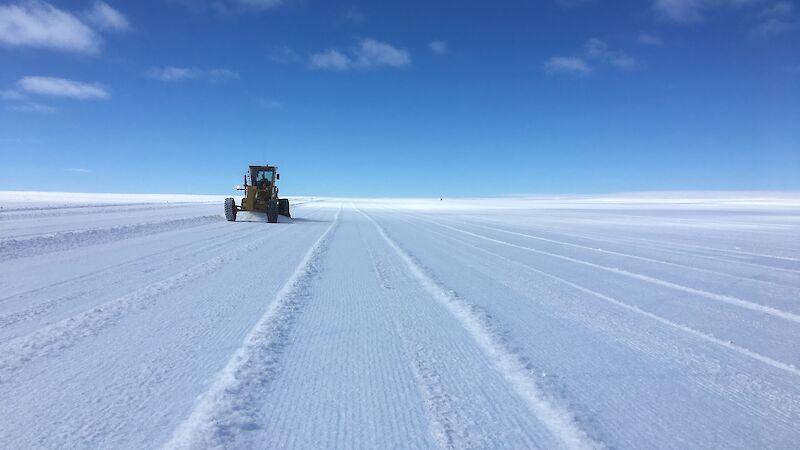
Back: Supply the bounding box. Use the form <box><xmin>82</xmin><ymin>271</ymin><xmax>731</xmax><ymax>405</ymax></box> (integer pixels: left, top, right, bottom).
<box><xmin>1</xmin><ymin>0</ymin><xmax>798</xmax><ymax>197</ymax></box>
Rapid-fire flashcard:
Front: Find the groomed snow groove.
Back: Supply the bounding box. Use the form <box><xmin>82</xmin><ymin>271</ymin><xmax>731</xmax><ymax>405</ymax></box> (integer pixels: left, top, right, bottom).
<box><xmin>416</xmin><ymin>222</ymin><xmax>800</xmax><ymax>378</ymax></box>
<box><xmin>486</xmin><ymin>219</ymin><xmax>800</xmax><ymax>273</ymax></box>
<box><xmin>0</xmin><ymin>225</ymin><xmax>282</xmax><ymax>382</ymax></box>
<box><xmin>3</xmin><ymin>195</ymin><xmax>799</xmax><ymax>449</ymax></box>
<box><xmin>357</xmin><ymin>227</ymin><xmax>462</xmax><ymax>449</ymax></box>
<box><xmin>358</xmin><ymin>209</ymin><xmax>602</xmax><ymax>450</ymax></box>
<box><xmin>163</xmin><ymin>207</ymin><xmax>341</xmax><ymax>450</ymax></box>
<box><xmin>465</xmin><ymin>220</ymin><xmax>798</xmax><ymax>288</ymax></box>
<box><xmin>0</xmin><ymin>215</ymin><xmax>223</xmax><ymax>261</ymax></box>
<box><xmin>0</xmin><ymin>223</ymin><xmax>254</xmax><ymax>329</ymax></box>
<box><xmin>421</xmin><ymin>217</ymin><xmax>800</xmax><ymax>324</ymax></box>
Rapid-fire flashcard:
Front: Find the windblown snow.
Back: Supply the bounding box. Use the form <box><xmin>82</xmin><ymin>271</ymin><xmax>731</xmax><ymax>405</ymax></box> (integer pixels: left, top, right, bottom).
<box><xmin>1</xmin><ymin>191</ymin><xmax>799</xmax><ymax>449</ymax></box>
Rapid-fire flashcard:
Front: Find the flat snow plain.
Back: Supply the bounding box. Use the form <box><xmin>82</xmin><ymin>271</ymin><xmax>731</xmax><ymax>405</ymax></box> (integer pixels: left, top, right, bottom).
<box><xmin>1</xmin><ymin>191</ymin><xmax>799</xmax><ymax>449</ymax></box>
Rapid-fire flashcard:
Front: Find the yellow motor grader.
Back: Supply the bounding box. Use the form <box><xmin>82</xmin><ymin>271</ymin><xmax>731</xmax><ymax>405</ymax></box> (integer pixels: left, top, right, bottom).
<box><xmin>225</xmin><ymin>165</ymin><xmax>290</xmax><ymax>223</ymax></box>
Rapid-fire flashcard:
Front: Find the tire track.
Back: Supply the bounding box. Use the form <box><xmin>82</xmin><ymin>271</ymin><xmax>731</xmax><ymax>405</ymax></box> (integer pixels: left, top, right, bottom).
<box><xmin>453</xmin><ymin>219</ymin><xmax>800</xmax><ymax>290</ymax></box>
<box><xmin>414</xmin><ymin>221</ymin><xmax>800</xmax><ymax>378</ymax></box>
<box><xmin>163</xmin><ymin>206</ymin><xmax>341</xmax><ymax>450</ymax></box>
<box><xmin>0</xmin><ymin>222</ymin><xmax>286</xmax><ymax>333</ymax></box>
<box><xmin>487</xmin><ymin>219</ymin><xmax>800</xmax><ymax>271</ymax></box>
<box><xmin>415</xmin><ymin>215</ymin><xmax>800</xmax><ymax>325</ymax></box>
<box><xmin>357</xmin><ymin>222</ymin><xmax>459</xmax><ymax>449</ymax></box>
<box><xmin>0</xmin><ymin>215</ymin><xmax>224</xmax><ymax>262</ymax></box>
<box><xmin>0</xmin><ymin>205</ymin><xmax>329</xmax><ymax>305</ymax></box>
<box><xmin>0</xmin><ymin>223</ymin><xmax>304</xmax><ymax>383</ymax></box>
<box><xmin>359</xmin><ymin>209</ymin><xmax>601</xmax><ymax>450</ymax></box>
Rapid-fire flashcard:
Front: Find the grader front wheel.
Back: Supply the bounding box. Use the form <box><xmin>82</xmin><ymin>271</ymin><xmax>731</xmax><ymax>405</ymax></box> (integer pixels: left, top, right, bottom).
<box><xmin>224</xmin><ymin>197</ymin><xmax>237</xmax><ymax>222</ymax></box>
<box><xmin>267</xmin><ymin>199</ymin><xmax>279</xmax><ymax>223</ymax></box>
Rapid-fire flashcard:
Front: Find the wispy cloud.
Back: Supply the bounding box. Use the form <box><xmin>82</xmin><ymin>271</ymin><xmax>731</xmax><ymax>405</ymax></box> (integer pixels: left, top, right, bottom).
<box><xmin>0</xmin><ymin>1</ymin><xmax>129</xmax><ymax>54</ymax></box>
<box><xmin>335</xmin><ymin>7</ymin><xmax>366</xmax><ymax>26</ymax></box>
<box><xmin>1</xmin><ymin>87</ymin><xmax>57</xmax><ymax>112</ymax></box>
<box><xmin>310</xmin><ymin>39</ymin><xmax>411</xmax><ymax>71</ymax></box>
<box><xmin>585</xmin><ymin>38</ymin><xmax>645</xmax><ymax>70</ymax></box>
<box><xmin>147</xmin><ymin>67</ymin><xmax>240</xmax><ymax>82</ymax></box>
<box><xmin>1</xmin><ymin>89</ymin><xmax>25</xmax><ymax>100</ymax></box>
<box><xmin>85</xmin><ymin>1</ymin><xmax>130</xmax><ymax>31</ymax></box>
<box><xmin>653</xmin><ymin>0</ymin><xmax>798</xmax><ymax>36</ymax></box>
<box><xmin>0</xmin><ymin>1</ymin><xmax>99</xmax><ymax>53</ymax></box>
<box><xmin>7</xmin><ymin>101</ymin><xmax>57</xmax><ymax>113</ymax></box>
<box><xmin>355</xmin><ymin>39</ymin><xmax>411</xmax><ymax>67</ymax></box>
<box><xmin>259</xmin><ymin>99</ymin><xmax>283</xmax><ymax>109</ymax></box>
<box><xmin>753</xmin><ymin>1</ymin><xmax>798</xmax><ymax>35</ymax></box>
<box><xmin>65</xmin><ymin>168</ymin><xmax>93</xmax><ymax>174</ymax></box>
<box><xmin>309</xmin><ymin>49</ymin><xmax>352</xmax><ymax>70</ymax></box>
<box><xmin>18</xmin><ymin>76</ymin><xmax>109</xmax><ymax>99</ymax></box>
<box><xmin>653</xmin><ymin>0</ymin><xmax>708</xmax><ymax>23</ymax></box>
<box><xmin>236</xmin><ymin>0</ymin><xmax>283</xmax><ymax>10</ymax></box>
<box><xmin>556</xmin><ymin>0</ymin><xmax>597</xmax><ymax>7</ymax></box>
<box><xmin>638</xmin><ymin>32</ymin><xmax>663</xmax><ymax>45</ymax></box>
<box><xmin>545</xmin><ymin>38</ymin><xmax>643</xmax><ymax>76</ymax></box>
<box><xmin>429</xmin><ymin>40</ymin><xmax>448</xmax><ymax>55</ymax></box>
<box><xmin>174</xmin><ymin>0</ymin><xmax>283</xmax><ymax>14</ymax></box>
<box><xmin>268</xmin><ymin>45</ymin><xmax>302</xmax><ymax>64</ymax></box>
<box><xmin>543</xmin><ymin>56</ymin><xmax>592</xmax><ymax>76</ymax></box>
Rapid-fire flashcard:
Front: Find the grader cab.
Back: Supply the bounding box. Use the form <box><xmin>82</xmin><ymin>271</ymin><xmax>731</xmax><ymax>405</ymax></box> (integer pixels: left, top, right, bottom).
<box><xmin>224</xmin><ymin>165</ymin><xmax>290</xmax><ymax>223</ymax></box>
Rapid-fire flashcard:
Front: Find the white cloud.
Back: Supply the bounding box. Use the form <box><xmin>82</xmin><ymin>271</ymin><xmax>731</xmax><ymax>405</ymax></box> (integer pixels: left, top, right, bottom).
<box><xmin>653</xmin><ymin>0</ymin><xmax>797</xmax><ymax>36</ymax></box>
<box><xmin>310</xmin><ymin>49</ymin><xmax>352</xmax><ymax>70</ymax></box>
<box><xmin>429</xmin><ymin>40</ymin><xmax>447</xmax><ymax>55</ymax></box>
<box><xmin>0</xmin><ymin>0</ymin><xmax>100</xmax><ymax>53</ymax></box>
<box><xmin>177</xmin><ymin>0</ymin><xmax>282</xmax><ymax>13</ymax></box>
<box><xmin>653</xmin><ymin>0</ymin><xmax>765</xmax><ymax>23</ymax></box>
<box><xmin>237</xmin><ymin>0</ymin><xmax>283</xmax><ymax>10</ymax></box>
<box><xmin>147</xmin><ymin>67</ymin><xmax>240</xmax><ymax>82</ymax></box>
<box><xmin>65</xmin><ymin>168</ymin><xmax>93</xmax><ymax>174</ymax></box>
<box><xmin>268</xmin><ymin>45</ymin><xmax>302</xmax><ymax>64</ymax></box>
<box><xmin>544</xmin><ymin>38</ymin><xmax>644</xmax><ymax>76</ymax></box>
<box><xmin>18</xmin><ymin>76</ymin><xmax>109</xmax><ymax>99</ymax></box>
<box><xmin>1</xmin><ymin>89</ymin><xmax>25</xmax><ymax>100</ymax></box>
<box><xmin>7</xmin><ymin>101</ymin><xmax>57</xmax><ymax>113</ymax></box>
<box><xmin>585</xmin><ymin>38</ymin><xmax>644</xmax><ymax>70</ymax></box>
<box><xmin>557</xmin><ymin>0</ymin><xmax>597</xmax><ymax>7</ymax></box>
<box><xmin>259</xmin><ymin>99</ymin><xmax>283</xmax><ymax>109</ymax></box>
<box><xmin>753</xmin><ymin>1</ymin><xmax>798</xmax><ymax>34</ymax></box>
<box><xmin>543</xmin><ymin>56</ymin><xmax>592</xmax><ymax>75</ymax></box>
<box><xmin>310</xmin><ymin>39</ymin><xmax>411</xmax><ymax>71</ymax></box>
<box><xmin>638</xmin><ymin>32</ymin><xmax>663</xmax><ymax>45</ymax></box>
<box><xmin>85</xmin><ymin>2</ymin><xmax>129</xmax><ymax>31</ymax></box>
<box><xmin>354</xmin><ymin>39</ymin><xmax>410</xmax><ymax>68</ymax></box>
<box><xmin>654</xmin><ymin>0</ymin><xmax>706</xmax><ymax>22</ymax></box>
<box><xmin>336</xmin><ymin>7</ymin><xmax>366</xmax><ymax>25</ymax></box>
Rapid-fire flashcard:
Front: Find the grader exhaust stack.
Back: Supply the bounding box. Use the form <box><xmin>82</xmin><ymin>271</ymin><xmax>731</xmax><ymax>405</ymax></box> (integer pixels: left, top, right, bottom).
<box><xmin>224</xmin><ymin>165</ymin><xmax>290</xmax><ymax>223</ymax></box>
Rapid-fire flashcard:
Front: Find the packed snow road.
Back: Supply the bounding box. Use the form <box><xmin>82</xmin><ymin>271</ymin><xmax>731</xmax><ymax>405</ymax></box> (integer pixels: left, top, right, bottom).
<box><xmin>1</xmin><ymin>193</ymin><xmax>799</xmax><ymax>449</ymax></box>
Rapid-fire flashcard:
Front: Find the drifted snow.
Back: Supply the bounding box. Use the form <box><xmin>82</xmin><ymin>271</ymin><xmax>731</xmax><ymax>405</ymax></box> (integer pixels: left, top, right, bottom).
<box><xmin>1</xmin><ymin>191</ymin><xmax>799</xmax><ymax>449</ymax></box>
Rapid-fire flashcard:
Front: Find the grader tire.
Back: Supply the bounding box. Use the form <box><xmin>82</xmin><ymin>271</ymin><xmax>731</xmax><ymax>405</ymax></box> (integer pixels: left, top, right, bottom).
<box><xmin>224</xmin><ymin>197</ymin><xmax>237</xmax><ymax>222</ymax></box>
<box><xmin>267</xmin><ymin>199</ymin><xmax>279</xmax><ymax>223</ymax></box>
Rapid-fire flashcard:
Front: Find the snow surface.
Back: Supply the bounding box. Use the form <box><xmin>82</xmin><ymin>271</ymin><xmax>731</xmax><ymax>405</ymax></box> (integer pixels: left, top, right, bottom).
<box><xmin>1</xmin><ymin>191</ymin><xmax>799</xmax><ymax>449</ymax></box>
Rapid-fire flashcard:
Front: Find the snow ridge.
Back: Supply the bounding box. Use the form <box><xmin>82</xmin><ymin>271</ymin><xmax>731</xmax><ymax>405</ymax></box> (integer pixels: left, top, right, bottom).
<box><xmin>0</xmin><ymin>215</ymin><xmax>222</xmax><ymax>261</ymax></box>
<box><xmin>471</xmin><ymin>222</ymin><xmax>796</xmax><ymax>288</ymax></box>
<box><xmin>0</xmin><ymin>230</ymin><xmax>267</xmax><ymax>382</ymax></box>
<box><xmin>163</xmin><ymin>207</ymin><xmax>341</xmax><ymax>450</ymax></box>
<box><xmin>359</xmin><ymin>209</ymin><xmax>601</xmax><ymax>450</ymax></box>
<box><xmin>429</xmin><ymin>220</ymin><xmax>800</xmax><ymax>324</ymax></box>
<box><xmin>520</xmin><ymin>223</ymin><xmax>800</xmax><ymax>274</ymax></box>
<box><xmin>426</xmin><ymin>225</ymin><xmax>800</xmax><ymax>378</ymax></box>
<box><xmin>358</xmin><ymin>227</ymin><xmax>463</xmax><ymax>449</ymax></box>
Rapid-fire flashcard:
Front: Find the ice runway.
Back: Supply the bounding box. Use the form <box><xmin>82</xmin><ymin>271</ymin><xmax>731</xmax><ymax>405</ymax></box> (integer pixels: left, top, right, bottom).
<box><xmin>1</xmin><ymin>192</ymin><xmax>798</xmax><ymax>449</ymax></box>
